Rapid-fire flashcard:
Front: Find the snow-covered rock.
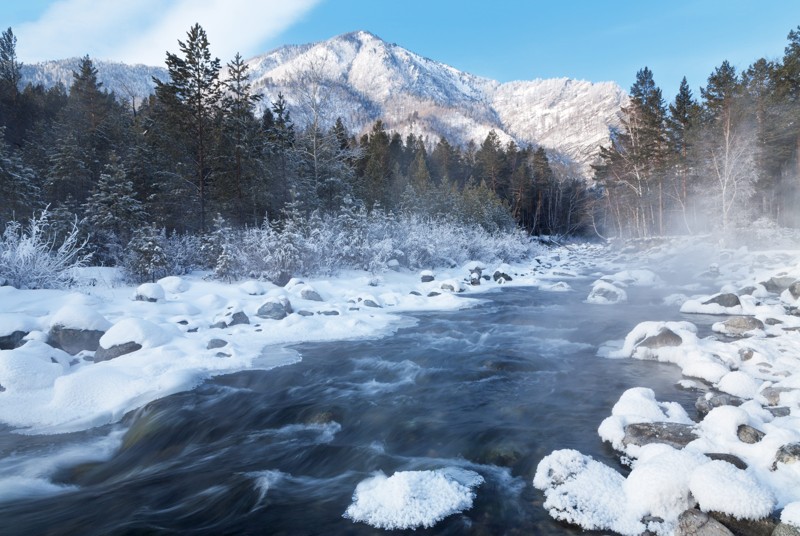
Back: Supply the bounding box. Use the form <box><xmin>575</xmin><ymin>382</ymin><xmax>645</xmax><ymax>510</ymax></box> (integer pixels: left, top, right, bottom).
<box><xmin>134</xmin><ymin>283</ymin><xmax>165</xmax><ymax>303</ymax></box>
<box><xmin>587</xmin><ymin>280</ymin><xmax>627</xmax><ymax>304</ymax></box>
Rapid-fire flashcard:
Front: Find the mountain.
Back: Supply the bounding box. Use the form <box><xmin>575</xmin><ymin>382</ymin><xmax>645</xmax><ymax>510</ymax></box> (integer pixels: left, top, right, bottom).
<box><xmin>20</xmin><ymin>58</ymin><xmax>167</xmax><ymax>105</ymax></box>
<box><xmin>244</xmin><ymin>31</ymin><xmax>627</xmax><ymax>174</ymax></box>
<box><xmin>20</xmin><ymin>31</ymin><xmax>626</xmax><ymax>175</ymax></box>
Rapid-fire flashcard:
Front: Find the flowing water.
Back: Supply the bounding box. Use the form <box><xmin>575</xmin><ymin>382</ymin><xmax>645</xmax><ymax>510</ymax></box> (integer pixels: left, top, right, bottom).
<box><xmin>0</xmin><ymin>272</ymin><xmax>717</xmax><ymax>535</ymax></box>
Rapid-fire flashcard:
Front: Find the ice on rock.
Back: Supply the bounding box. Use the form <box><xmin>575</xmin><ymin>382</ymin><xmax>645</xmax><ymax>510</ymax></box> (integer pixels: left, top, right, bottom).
<box><xmin>343</xmin><ymin>468</ymin><xmax>483</xmax><ymax>530</ymax></box>
<box><xmin>689</xmin><ymin>460</ymin><xmax>776</xmax><ymax>520</ymax></box>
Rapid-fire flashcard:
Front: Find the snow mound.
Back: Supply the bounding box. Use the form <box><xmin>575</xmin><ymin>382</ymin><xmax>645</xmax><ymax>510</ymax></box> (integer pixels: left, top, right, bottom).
<box><xmin>587</xmin><ymin>280</ymin><xmax>627</xmax><ymax>305</ymax></box>
<box><xmin>533</xmin><ymin>449</ymin><xmax>640</xmax><ymax>535</ymax></box>
<box><xmin>624</xmin><ymin>446</ymin><xmax>708</xmax><ymax>522</ymax></box>
<box><xmin>0</xmin><ymin>313</ymin><xmax>40</xmax><ymax>336</ymax></box>
<box><xmin>158</xmin><ymin>276</ymin><xmax>189</xmax><ymax>293</ymax></box>
<box><xmin>542</xmin><ymin>281</ymin><xmax>572</xmax><ymax>292</ymax></box>
<box><xmin>49</xmin><ymin>304</ymin><xmax>111</xmax><ymax>331</ymax></box>
<box><xmin>0</xmin><ymin>341</ymin><xmax>69</xmax><ymax>391</ymax></box>
<box><xmin>134</xmin><ymin>283</ymin><xmax>165</xmax><ymax>302</ymax></box>
<box><xmin>99</xmin><ymin>318</ymin><xmax>172</xmax><ymax>349</ymax></box>
<box><xmin>239</xmin><ymin>280</ymin><xmax>268</xmax><ymax>296</ymax></box>
<box><xmin>343</xmin><ymin>468</ymin><xmax>483</xmax><ymax>530</ymax></box>
<box><xmin>782</xmin><ymin>502</ymin><xmax>800</xmax><ymax>528</ymax></box>
<box><xmin>689</xmin><ymin>460</ymin><xmax>775</xmax><ymax>520</ymax></box>
<box><xmin>716</xmin><ymin>370</ymin><xmax>762</xmax><ymax>399</ymax></box>
<box><xmin>606</xmin><ymin>269</ymin><xmax>661</xmax><ymax>287</ymax></box>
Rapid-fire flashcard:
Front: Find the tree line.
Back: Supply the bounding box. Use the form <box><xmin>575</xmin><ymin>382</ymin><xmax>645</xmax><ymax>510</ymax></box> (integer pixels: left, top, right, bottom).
<box><xmin>594</xmin><ymin>27</ymin><xmax>800</xmax><ymax>238</ymax></box>
<box><xmin>0</xmin><ymin>24</ymin><xmax>592</xmax><ymax>270</ymax></box>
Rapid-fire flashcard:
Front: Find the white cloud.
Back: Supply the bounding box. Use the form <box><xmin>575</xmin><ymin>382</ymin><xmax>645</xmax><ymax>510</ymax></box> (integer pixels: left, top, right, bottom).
<box><xmin>15</xmin><ymin>0</ymin><xmax>322</xmax><ymax>65</ymax></box>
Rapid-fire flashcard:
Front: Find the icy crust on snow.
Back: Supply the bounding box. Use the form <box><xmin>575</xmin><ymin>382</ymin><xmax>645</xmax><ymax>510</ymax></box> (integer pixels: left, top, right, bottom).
<box><xmin>343</xmin><ymin>468</ymin><xmax>484</xmax><ymax>530</ymax></box>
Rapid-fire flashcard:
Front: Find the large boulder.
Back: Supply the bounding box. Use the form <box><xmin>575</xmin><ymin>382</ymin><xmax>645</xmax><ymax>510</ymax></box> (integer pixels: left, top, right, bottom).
<box><xmin>762</xmin><ymin>276</ymin><xmax>796</xmax><ymax>294</ymax></box>
<box><xmin>788</xmin><ymin>281</ymin><xmax>800</xmax><ymax>300</ymax></box>
<box><xmin>622</xmin><ymin>422</ymin><xmax>698</xmax><ymax>449</ymax></box>
<box><xmin>256</xmin><ymin>297</ymin><xmax>292</xmax><ymax>320</ymax></box>
<box><xmin>716</xmin><ymin>316</ymin><xmax>764</xmax><ymax>337</ymax></box>
<box><xmin>493</xmin><ymin>263</ymin><xmax>513</xmax><ymax>282</ymax></box>
<box><xmin>636</xmin><ymin>327</ymin><xmax>683</xmax><ymax>350</ymax></box>
<box><xmin>47</xmin><ymin>305</ymin><xmax>112</xmax><ymax>355</ymax></box>
<box><xmin>703</xmin><ymin>293</ymin><xmax>741</xmax><ymax>308</ymax></box>
<box><xmin>48</xmin><ymin>326</ymin><xmax>105</xmax><ymax>356</ymax></box>
<box><xmin>420</xmin><ymin>270</ymin><xmax>435</xmax><ymax>283</ymax></box>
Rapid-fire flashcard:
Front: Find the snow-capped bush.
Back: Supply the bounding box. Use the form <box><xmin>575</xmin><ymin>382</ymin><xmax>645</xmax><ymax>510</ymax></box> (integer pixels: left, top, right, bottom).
<box><xmin>215</xmin><ymin>206</ymin><xmax>533</xmax><ymax>283</ymax></box>
<box><xmin>0</xmin><ymin>209</ymin><xmax>89</xmax><ymax>289</ymax></box>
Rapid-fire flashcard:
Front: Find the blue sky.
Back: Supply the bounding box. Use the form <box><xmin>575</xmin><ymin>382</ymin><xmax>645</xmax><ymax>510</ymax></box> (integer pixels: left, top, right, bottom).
<box><xmin>2</xmin><ymin>0</ymin><xmax>800</xmax><ymax>98</ymax></box>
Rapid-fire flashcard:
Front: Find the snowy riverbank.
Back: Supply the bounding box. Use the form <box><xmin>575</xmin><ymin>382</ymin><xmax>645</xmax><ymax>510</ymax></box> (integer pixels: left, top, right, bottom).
<box><xmin>535</xmin><ymin>239</ymin><xmax>800</xmax><ymax>536</ymax></box>
<box><xmin>2</xmin><ymin>237</ymin><xmax>800</xmax><ymax>534</ymax></box>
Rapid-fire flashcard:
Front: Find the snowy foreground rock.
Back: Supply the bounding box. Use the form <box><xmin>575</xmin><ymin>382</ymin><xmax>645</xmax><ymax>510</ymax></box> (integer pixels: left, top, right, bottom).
<box><xmin>537</xmin><ymin>242</ymin><xmax>800</xmax><ymax>536</ymax></box>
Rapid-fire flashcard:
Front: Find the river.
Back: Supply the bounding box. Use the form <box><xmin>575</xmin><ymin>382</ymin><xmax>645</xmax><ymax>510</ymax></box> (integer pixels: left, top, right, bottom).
<box><xmin>0</xmin><ymin>269</ymin><xmax>716</xmax><ymax>535</ymax></box>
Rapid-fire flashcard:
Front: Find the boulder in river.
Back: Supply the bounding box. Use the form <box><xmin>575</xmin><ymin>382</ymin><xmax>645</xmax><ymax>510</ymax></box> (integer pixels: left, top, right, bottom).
<box><xmin>737</xmin><ymin>424</ymin><xmax>765</xmax><ymax>444</ymax></box>
<box><xmin>702</xmin><ymin>293</ymin><xmax>741</xmax><ymax>308</ymax></box>
<box><xmin>636</xmin><ymin>327</ymin><xmax>683</xmax><ymax>350</ymax></box>
<box><xmin>94</xmin><ymin>341</ymin><xmax>142</xmax><ymax>362</ymax></box>
<box><xmin>713</xmin><ymin>316</ymin><xmax>764</xmax><ymax>337</ymax></box>
<box><xmin>761</xmin><ymin>276</ymin><xmax>796</xmax><ymax>294</ymax></box>
<box><xmin>772</xmin><ymin>442</ymin><xmax>800</xmax><ymax>470</ymax></box>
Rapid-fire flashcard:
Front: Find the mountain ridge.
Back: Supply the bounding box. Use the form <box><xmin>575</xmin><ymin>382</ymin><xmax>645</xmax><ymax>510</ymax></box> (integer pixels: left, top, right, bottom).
<box><xmin>20</xmin><ymin>30</ymin><xmax>626</xmax><ymax>175</ymax></box>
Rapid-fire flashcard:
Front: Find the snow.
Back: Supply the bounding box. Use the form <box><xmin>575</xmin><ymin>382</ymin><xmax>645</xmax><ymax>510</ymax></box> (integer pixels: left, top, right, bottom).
<box><xmin>343</xmin><ymin>468</ymin><xmax>484</xmax><ymax>530</ymax></box>
<box><xmin>586</xmin><ymin>280</ymin><xmax>627</xmax><ymax>304</ymax></box>
<box><xmin>99</xmin><ymin>318</ymin><xmax>172</xmax><ymax>349</ymax></box>
<box><xmin>533</xmin><ymin>449</ymin><xmax>641</xmax><ymax>535</ymax></box>
<box><xmin>783</xmin><ymin>502</ymin><xmax>800</xmax><ymax>528</ymax></box>
<box><xmin>135</xmin><ymin>283</ymin><xmax>165</xmax><ymax>302</ymax></box>
<box><xmin>716</xmin><ymin>370</ymin><xmax>763</xmax><ymax>399</ymax></box>
<box><xmin>49</xmin><ymin>304</ymin><xmax>111</xmax><ymax>331</ymax></box>
<box><xmin>158</xmin><ymin>276</ymin><xmax>189</xmax><ymax>293</ymax></box>
<box><xmin>689</xmin><ymin>460</ymin><xmax>776</xmax><ymax>520</ymax></box>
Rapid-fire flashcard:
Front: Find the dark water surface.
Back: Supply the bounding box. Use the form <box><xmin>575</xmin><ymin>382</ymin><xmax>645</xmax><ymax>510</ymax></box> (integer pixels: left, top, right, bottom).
<box><xmin>0</xmin><ymin>275</ymin><xmax>713</xmax><ymax>535</ymax></box>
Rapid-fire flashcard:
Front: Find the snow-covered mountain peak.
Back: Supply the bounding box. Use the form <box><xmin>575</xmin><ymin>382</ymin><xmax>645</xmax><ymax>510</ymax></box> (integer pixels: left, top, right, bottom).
<box><xmin>244</xmin><ymin>31</ymin><xmax>625</xmax><ymax>174</ymax></box>
<box><xmin>20</xmin><ymin>31</ymin><xmax>626</xmax><ymax>176</ymax></box>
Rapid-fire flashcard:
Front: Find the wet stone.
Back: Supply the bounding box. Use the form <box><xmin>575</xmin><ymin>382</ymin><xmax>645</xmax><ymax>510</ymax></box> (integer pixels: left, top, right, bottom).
<box><xmin>636</xmin><ymin>327</ymin><xmax>683</xmax><ymax>349</ymax></box>
<box><xmin>676</xmin><ymin>509</ymin><xmax>734</xmax><ymax>536</ymax></box>
<box><xmin>94</xmin><ymin>341</ymin><xmax>142</xmax><ymax>362</ymax></box>
<box><xmin>696</xmin><ymin>392</ymin><xmax>745</xmax><ymax>418</ymax></box>
<box><xmin>736</xmin><ymin>424</ymin><xmax>765</xmax><ymax>444</ymax></box>
<box><xmin>705</xmin><ymin>453</ymin><xmax>747</xmax><ymax>470</ymax></box>
<box><xmin>207</xmin><ymin>339</ymin><xmax>228</xmax><ymax>350</ymax></box>
<box><xmin>622</xmin><ymin>422</ymin><xmax>698</xmax><ymax>450</ymax></box>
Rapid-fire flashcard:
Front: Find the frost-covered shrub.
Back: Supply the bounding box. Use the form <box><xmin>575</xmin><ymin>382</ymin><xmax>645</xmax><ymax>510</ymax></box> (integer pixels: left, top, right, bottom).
<box><xmin>123</xmin><ymin>226</ymin><xmax>207</xmax><ymax>283</ymax></box>
<box><xmin>215</xmin><ymin>204</ymin><xmax>534</xmax><ymax>282</ymax></box>
<box><xmin>0</xmin><ymin>209</ymin><xmax>90</xmax><ymax>289</ymax></box>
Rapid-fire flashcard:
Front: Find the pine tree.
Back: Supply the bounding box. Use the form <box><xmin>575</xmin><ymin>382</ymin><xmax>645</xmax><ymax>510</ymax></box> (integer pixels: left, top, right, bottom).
<box><xmin>219</xmin><ymin>52</ymin><xmax>262</xmax><ymax>224</ymax></box>
<box><xmin>666</xmin><ymin>77</ymin><xmax>700</xmax><ymax>230</ymax></box>
<box><xmin>475</xmin><ymin>130</ymin><xmax>507</xmax><ymax>199</ymax></box>
<box><xmin>83</xmin><ymin>154</ymin><xmax>146</xmax><ymax>262</ymax></box>
<box><xmin>154</xmin><ymin>23</ymin><xmax>223</xmax><ymax>233</ymax></box>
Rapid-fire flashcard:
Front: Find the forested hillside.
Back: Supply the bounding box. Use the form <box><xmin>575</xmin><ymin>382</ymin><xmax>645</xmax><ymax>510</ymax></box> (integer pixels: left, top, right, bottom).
<box><xmin>2</xmin><ymin>23</ymin><xmax>800</xmax><ymax>285</ymax></box>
